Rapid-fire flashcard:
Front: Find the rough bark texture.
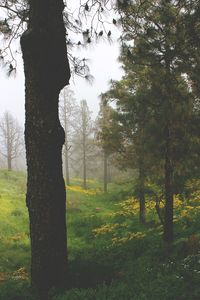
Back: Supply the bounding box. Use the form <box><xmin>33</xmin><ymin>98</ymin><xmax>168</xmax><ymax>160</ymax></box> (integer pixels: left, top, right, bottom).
<box><xmin>20</xmin><ymin>0</ymin><xmax>70</xmax><ymax>293</ymax></box>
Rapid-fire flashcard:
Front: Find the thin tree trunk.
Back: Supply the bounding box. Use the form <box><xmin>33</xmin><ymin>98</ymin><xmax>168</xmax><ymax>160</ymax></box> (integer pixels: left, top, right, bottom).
<box><xmin>7</xmin><ymin>155</ymin><xmax>12</xmax><ymax>171</ymax></box>
<box><xmin>81</xmin><ymin>101</ymin><xmax>88</xmax><ymax>190</ymax></box>
<box><xmin>83</xmin><ymin>141</ymin><xmax>87</xmax><ymax>189</ymax></box>
<box><xmin>163</xmin><ymin>124</ymin><xmax>174</xmax><ymax>243</ymax></box>
<box><xmin>65</xmin><ymin>141</ymin><xmax>70</xmax><ymax>186</ymax></box>
<box><xmin>163</xmin><ymin>53</ymin><xmax>174</xmax><ymax>244</ymax></box>
<box><xmin>63</xmin><ymin>95</ymin><xmax>70</xmax><ymax>186</ymax></box>
<box><xmin>6</xmin><ymin>114</ymin><xmax>12</xmax><ymax>171</ymax></box>
<box><xmin>138</xmin><ymin>161</ymin><xmax>146</xmax><ymax>224</ymax></box>
<box><xmin>103</xmin><ymin>151</ymin><xmax>108</xmax><ymax>193</ymax></box>
<box><xmin>21</xmin><ymin>0</ymin><xmax>70</xmax><ymax>293</ymax></box>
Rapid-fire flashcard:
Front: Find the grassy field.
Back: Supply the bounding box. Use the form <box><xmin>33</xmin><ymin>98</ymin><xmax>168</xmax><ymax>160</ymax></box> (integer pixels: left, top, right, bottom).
<box><xmin>0</xmin><ymin>170</ymin><xmax>200</xmax><ymax>299</ymax></box>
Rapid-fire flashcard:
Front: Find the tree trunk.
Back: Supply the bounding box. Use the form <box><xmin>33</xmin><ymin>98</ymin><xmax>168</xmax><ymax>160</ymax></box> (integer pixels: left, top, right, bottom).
<box><xmin>83</xmin><ymin>143</ymin><xmax>87</xmax><ymax>189</ymax></box>
<box><xmin>6</xmin><ymin>114</ymin><xmax>12</xmax><ymax>171</ymax></box>
<box><xmin>103</xmin><ymin>151</ymin><xmax>108</xmax><ymax>193</ymax></box>
<box><xmin>7</xmin><ymin>155</ymin><xmax>12</xmax><ymax>171</ymax></box>
<box><xmin>20</xmin><ymin>0</ymin><xmax>70</xmax><ymax>294</ymax></box>
<box><xmin>63</xmin><ymin>97</ymin><xmax>70</xmax><ymax>186</ymax></box>
<box><xmin>138</xmin><ymin>161</ymin><xmax>146</xmax><ymax>224</ymax></box>
<box><xmin>163</xmin><ymin>124</ymin><xmax>174</xmax><ymax>243</ymax></box>
<box><xmin>65</xmin><ymin>141</ymin><xmax>70</xmax><ymax>186</ymax></box>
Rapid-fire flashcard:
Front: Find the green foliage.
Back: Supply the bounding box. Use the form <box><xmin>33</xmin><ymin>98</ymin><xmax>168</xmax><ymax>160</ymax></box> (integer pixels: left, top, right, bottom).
<box><xmin>1</xmin><ymin>171</ymin><xmax>200</xmax><ymax>299</ymax></box>
<box><xmin>96</xmin><ymin>97</ymin><xmax>123</xmax><ymax>155</ymax></box>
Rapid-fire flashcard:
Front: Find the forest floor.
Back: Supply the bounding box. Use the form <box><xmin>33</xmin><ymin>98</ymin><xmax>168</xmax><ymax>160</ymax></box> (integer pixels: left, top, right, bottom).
<box><xmin>0</xmin><ymin>170</ymin><xmax>200</xmax><ymax>300</ymax></box>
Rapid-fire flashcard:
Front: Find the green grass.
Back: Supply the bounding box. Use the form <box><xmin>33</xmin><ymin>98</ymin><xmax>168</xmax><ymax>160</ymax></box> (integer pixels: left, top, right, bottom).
<box><xmin>0</xmin><ymin>170</ymin><xmax>200</xmax><ymax>299</ymax></box>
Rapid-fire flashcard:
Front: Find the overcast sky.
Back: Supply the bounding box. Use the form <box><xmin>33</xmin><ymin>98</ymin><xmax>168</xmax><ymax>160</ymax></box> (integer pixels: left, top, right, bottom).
<box><xmin>0</xmin><ymin>40</ymin><xmax>123</xmax><ymax>125</ymax></box>
<box><xmin>0</xmin><ymin>0</ymin><xmax>123</xmax><ymax>125</ymax></box>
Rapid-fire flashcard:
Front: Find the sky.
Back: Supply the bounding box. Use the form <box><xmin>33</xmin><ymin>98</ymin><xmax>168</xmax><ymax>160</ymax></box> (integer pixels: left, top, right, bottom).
<box><xmin>0</xmin><ymin>40</ymin><xmax>123</xmax><ymax>125</ymax></box>
<box><xmin>71</xmin><ymin>41</ymin><xmax>123</xmax><ymax>117</ymax></box>
<box><xmin>0</xmin><ymin>0</ymin><xmax>123</xmax><ymax>125</ymax></box>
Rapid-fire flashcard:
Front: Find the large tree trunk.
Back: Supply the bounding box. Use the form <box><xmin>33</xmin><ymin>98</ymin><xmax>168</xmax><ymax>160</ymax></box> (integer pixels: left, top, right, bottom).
<box><xmin>163</xmin><ymin>124</ymin><xmax>174</xmax><ymax>243</ymax></box>
<box><xmin>20</xmin><ymin>0</ymin><xmax>70</xmax><ymax>293</ymax></box>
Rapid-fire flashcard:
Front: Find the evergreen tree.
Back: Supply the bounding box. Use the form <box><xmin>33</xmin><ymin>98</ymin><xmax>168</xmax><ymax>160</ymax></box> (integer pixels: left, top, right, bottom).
<box><xmin>73</xmin><ymin>100</ymin><xmax>94</xmax><ymax>189</ymax></box>
<box><xmin>96</xmin><ymin>94</ymin><xmax>122</xmax><ymax>192</ymax></box>
<box><xmin>114</xmin><ymin>0</ymin><xmax>198</xmax><ymax>241</ymax></box>
<box><xmin>60</xmin><ymin>87</ymin><xmax>78</xmax><ymax>185</ymax></box>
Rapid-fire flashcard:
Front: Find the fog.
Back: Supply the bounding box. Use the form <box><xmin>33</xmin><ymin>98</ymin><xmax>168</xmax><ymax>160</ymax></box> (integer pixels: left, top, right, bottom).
<box><xmin>0</xmin><ymin>40</ymin><xmax>123</xmax><ymax>124</ymax></box>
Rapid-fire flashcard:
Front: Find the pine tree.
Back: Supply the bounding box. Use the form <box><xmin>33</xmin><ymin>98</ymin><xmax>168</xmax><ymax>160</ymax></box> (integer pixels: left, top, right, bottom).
<box><xmin>96</xmin><ymin>95</ymin><xmax>122</xmax><ymax>192</ymax></box>
<box><xmin>116</xmin><ymin>0</ymin><xmax>197</xmax><ymax>242</ymax></box>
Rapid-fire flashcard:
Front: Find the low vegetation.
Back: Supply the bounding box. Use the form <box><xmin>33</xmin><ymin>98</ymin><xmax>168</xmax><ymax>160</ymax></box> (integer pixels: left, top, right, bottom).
<box><xmin>0</xmin><ymin>170</ymin><xmax>200</xmax><ymax>299</ymax></box>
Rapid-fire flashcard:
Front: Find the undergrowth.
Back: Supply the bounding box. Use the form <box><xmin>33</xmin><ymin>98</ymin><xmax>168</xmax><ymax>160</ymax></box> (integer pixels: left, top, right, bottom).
<box><xmin>0</xmin><ymin>170</ymin><xmax>200</xmax><ymax>299</ymax></box>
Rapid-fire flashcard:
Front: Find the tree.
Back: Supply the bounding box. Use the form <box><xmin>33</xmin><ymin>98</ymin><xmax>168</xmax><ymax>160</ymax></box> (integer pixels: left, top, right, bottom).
<box><xmin>73</xmin><ymin>100</ymin><xmax>94</xmax><ymax>189</ymax></box>
<box><xmin>0</xmin><ymin>111</ymin><xmax>23</xmax><ymax>170</ymax></box>
<box><xmin>116</xmin><ymin>0</ymin><xmax>197</xmax><ymax>242</ymax></box>
<box><xmin>0</xmin><ymin>0</ymin><xmax>123</xmax><ymax>292</ymax></box>
<box><xmin>20</xmin><ymin>0</ymin><xmax>70</xmax><ymax>294</ymax></box>
<box><xmin>96</xmin><ymin>94</ymin><xmax>123</xmax><ymax>193</ymax></box>
<box><xmin>0</xmin><ymin>0</ymin><xmax>120</xmax><ymax>295</ymax></box>
<box><xmin>60</xmin><ymin>87</ymin><xmax>78</xmax><ymax>186</ymax></box>
<box><xmin>105</xmin><ymin>74</ymin><xmax>154</xmax><ymax>225</ymax></box>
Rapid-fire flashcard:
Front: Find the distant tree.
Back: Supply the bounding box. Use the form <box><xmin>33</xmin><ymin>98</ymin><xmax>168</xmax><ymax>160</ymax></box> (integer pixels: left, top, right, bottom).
<box><xmin>96</xmin><ymin>94</ymin><xmax>122</xmax><ymax>192</ymax></box>
<box><xmin>60</xmin><ymin>87</ymin><xmax>78</xmax><ymax>185</ymax></box>
<box><xmin>73</xmin><ymin>100</ymin><xmax>94</xmax><ymax>189</ymax></box>
<box><xmin>106</xmin><ymin>75</ymin><xmax>153</xmax><ymax>225</ymax></box>
<box><xmin>0</xmin><ymin>111</ymin><xmax>23</xmax><ymax>170</ymax></box>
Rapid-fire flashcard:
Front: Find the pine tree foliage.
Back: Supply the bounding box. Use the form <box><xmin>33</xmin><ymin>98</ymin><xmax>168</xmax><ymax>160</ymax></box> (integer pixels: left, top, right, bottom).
<box><xmin>104</xmin><ymin>0</ymin><xmax>200</xmax><ymax>241</ymax></box>
<box><xmin>0</xmin><ymin>0</ymin><xmax>119</xmax><ymax>76</ymax></box>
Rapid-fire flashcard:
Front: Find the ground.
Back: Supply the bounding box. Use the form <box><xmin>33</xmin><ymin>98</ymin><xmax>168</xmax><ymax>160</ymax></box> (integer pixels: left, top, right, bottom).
<box><xmin>0</xmin><ymin>170</ymin><xmax>200</xmax><ymax>300</ymax></box>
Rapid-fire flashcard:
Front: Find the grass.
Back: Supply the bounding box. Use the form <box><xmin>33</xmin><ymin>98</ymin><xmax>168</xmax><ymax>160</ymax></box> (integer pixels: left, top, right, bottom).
<box><xmin>0</xmin><ymin>170</ymin><xmax>200</xmax><ymax>299</ymax></box>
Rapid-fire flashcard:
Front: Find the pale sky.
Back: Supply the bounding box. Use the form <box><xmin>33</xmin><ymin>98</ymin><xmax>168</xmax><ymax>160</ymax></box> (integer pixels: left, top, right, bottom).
<box><xmin>0</xmin><ymin>0</ymin><xmax>123</xmax><ymax>124</ymax></box>
<box><xmin>0</xmin><ymin>40</ymin><xmax>123</xmax><ymax>125</ymax></box>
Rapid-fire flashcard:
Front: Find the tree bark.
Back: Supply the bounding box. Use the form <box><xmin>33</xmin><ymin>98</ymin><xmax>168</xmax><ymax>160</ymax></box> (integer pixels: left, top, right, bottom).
<box><xmin>163</xmin><ymin>124</ymin><xmax>174</xmax><ymax>243</ymax></box>
<box><xmin>20</xmin><ymin>0</ymin><xmax>70</xmax><ymax>293</ymax></box>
